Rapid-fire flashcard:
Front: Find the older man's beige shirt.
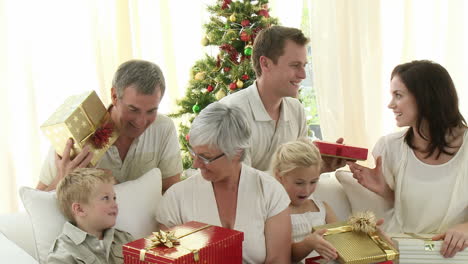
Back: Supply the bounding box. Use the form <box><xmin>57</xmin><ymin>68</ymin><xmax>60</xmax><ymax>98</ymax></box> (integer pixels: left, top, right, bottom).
<box><xmin>47</xmin><ymin>222</ymin><xmax>134</xmax><ymax>264</ymax></box>
<box><xmin>220</xmin><ymin>82</ymin><xmax>308</xmax><ymax>171</ymax></box>
<box><xmin>40</xmin><ymin>114</ymin><xmax>183</xmax><ymax>184</ymax></box>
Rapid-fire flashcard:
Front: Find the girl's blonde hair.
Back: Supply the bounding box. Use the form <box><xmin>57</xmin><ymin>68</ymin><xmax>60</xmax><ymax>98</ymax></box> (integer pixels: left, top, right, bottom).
<box><xmin>271</xmin><ymin>138</ymin><xmax>321</xmax><ymax>178</ymax></box>
<box><xmin>56</xmin><ymin>168</ymin><xmax>114</xmax><ymax>223</ymax></box>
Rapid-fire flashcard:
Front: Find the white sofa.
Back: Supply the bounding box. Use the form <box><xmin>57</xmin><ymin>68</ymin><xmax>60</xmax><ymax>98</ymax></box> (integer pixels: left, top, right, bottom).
<box><xmin>0</xmin><ymin>170</ymin><xmax>384</xmax><ymax>264</ymax></box>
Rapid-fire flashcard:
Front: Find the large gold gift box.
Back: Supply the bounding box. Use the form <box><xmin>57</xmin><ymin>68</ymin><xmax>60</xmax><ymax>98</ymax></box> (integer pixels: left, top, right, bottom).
<box><xmin>312</xmin><ymin>221</ymin><xmax>398</xmax><ymax>264</ymax></box>
<box><xmin>40</xmin><ymin>91</ymin><xmax>118</xmax><ymax>166</ymax></box>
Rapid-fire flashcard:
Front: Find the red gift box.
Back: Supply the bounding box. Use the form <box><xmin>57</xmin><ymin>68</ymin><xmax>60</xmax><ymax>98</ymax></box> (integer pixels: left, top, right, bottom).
<box><xmin>305</xmin><ymin>256</ymin><xmax>393</xmax><ymax>264</ymax></box>
<box><xmin>123</xmin><ymin>221</ymin><xmax>243</xmax><ymax>264</ymax></box>
<box><xmin>313</xmin><ymin>141</ymin><xmax>368</xmax><ymax>161</ymax></box>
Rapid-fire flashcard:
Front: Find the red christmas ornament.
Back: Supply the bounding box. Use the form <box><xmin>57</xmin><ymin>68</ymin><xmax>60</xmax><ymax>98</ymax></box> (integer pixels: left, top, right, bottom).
<box><xmin>229</xmin><ymin>82</ymin><xmax>237</xmax><ymax>90</ymax></box>
<box><xmin>241</xmin><ymin>74</ymin><xmax>249</xmax><ymax>81</ymax></box>
<box><xmin>240</xmin><ymin>31</ymin><xmax>251</xmax><ymax>42</ymax></box>
<box><xmin>258</xmin><ymin>9</ymin><xmax>270</xmax><ymax>18</ymax></box>
<box><xmin>221</xmin><ymin>0</ymin><xmax>231</xmax><ymax>9</ymax></box>
<box><xmin>185</xmin><ymin>134</ymin><xmax>190</xmax><ymax>141</ymax></box>
<box><xmin>224</xmin><ymin>67</ymin><xmax>231</xmax><ymax>72</ymax></box>
<box><xmin>241</xmin><ymin>19</ymin><xmax>250</xmax><ymax>27</ymax></box>
<box><xmin>91</xmin><ymin>123</ymin><xmax>114</xmax><ymax>149</ymax></box>
<box><xmin>207</xmin><ymin>85</ymin><xmax>214</xmax><ymax>92</ymax></box>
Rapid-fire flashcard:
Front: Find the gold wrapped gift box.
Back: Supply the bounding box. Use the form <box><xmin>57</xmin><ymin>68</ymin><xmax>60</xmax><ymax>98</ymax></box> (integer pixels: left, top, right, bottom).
<box><xmin>40</xmin><ymin>91</ymin><xmax>118</xmax><ymax>166</ymax></box>
<box><xmin>312</xmin><ymin>221</ymin><xmax>398</xmax><ymax>264</ymax></box>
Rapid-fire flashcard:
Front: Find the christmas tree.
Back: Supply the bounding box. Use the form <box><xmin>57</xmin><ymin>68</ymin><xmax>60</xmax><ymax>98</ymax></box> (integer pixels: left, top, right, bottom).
<box><xmin>170</xmin><ymin>0</ymin><xmax>278</xmax><ymax>169</ymax></box>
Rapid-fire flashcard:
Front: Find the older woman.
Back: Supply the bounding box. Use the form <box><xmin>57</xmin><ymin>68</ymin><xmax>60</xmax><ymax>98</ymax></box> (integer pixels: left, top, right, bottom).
<box><xmin>156</xmin><ymin>102</ymin><xmax>291</xmax><ymax>264</ymax></box>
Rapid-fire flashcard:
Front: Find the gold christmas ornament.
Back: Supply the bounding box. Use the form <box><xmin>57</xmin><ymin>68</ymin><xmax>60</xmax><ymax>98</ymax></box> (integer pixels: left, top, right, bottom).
<box><xmin>201</xmin><ymin>36</ymin><xmax>209</xmax><ymax>46</ymax></box>
<box><xmin>236</xmin><ymin>79</ymin><xmax>244</xmax><ymax>88</ymax></box>
<box><xmin>229</xmin><ymin>14</ymin><xmax>236</xmax><ymax>22</ymax></box>
<box><xmin>194</xmin><ymin>72</ymin><xmax>206</xmax><ymax>81</ymax></box>
<box><xmin>215</xmin><ymin>89</ymin><xmax>226</xmax><ymax>100</ymax></box>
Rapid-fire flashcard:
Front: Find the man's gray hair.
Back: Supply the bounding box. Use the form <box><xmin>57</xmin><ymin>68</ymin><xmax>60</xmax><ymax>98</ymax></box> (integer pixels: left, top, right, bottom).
<box><xmin>189</xmin><ymin>102</ymin><xmax>251</xmax><ymax>161</ymax></box>
<box><xmin>112</xmin><ymin>60</ymin><xmax>165</xmax><ymax>98</ymax></box>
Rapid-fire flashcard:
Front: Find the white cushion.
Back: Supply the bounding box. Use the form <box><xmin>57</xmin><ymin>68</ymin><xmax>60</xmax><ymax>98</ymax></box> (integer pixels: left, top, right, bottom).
<box><xmin>20</xmin><ymin>168</ymin><xmax>161</xmax><ymax>264</ymax></box>
<box><xmin>314</xmin><ymin>172</ymin><xmax>352</xmax><ymax>221</ymax></box>
<box><xmin>335</xmin><ymin>170</ymin><xmax>391</xmax><ymax>219</ymax></box>
<box><xmin>0</xmin><ymin>231</ymin><xmax>38</xmax><ymax>264</ymax></box>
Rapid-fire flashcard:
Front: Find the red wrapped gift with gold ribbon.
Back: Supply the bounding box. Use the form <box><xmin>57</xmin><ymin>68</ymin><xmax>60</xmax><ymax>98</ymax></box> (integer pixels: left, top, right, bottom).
<box><xmin>313</xmin><ymin>141</ymin><xmax>368</xmax><ymax>161</ymax></box>
<box><xmin>123</xmin><ymin>221</ymin><xmax>244</xmax><ymax>264</ymax></box>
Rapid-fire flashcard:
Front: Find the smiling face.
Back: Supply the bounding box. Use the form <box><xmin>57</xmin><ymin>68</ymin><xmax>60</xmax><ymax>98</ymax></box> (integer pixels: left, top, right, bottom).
<box><xmin>262</xmin><ymin>40</ymin><xmax>307</xmax><ymax>97</ymax></box>
<box><xmin>388</xmin><ymin>75</ymin><xmax>419</xmax><ymax>128</ymax></box>
<box><xmin>278</xmin><ymin>165</ymin><xmax>320</xmax><ymax>207</ymax></box>
<box><xmin>111</xmin><ymin>85</ymin><xmax>161</xmax><ymax>139</ymax></box>
<box><xmin>80</xmin><ymin>182</ymin><xmax>118</xmax><ymax>232</ymax></box>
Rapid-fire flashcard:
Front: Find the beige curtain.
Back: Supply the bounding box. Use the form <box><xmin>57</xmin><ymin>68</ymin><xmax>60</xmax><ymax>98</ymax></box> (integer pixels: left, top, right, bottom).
<box><xmin>307</xmin><ymin>0</ymin><xmax>384</xmax><ymax>161</ymax></box>
<box><xmin>0</xmin><ymin>0</ymin><xmax>208</xmax><ymax>214</ymax></box>
<box><xmin>307</xmin><ymin>0</ymin><xmax>468</xmax><ymax>166</ymax></box>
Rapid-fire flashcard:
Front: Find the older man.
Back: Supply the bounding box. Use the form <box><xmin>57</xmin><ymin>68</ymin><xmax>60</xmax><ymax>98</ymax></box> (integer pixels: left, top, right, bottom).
<box><xmin>37</xmin><ymin>60</ymin><xmax>182</xmax><ymax>192</ymax></box>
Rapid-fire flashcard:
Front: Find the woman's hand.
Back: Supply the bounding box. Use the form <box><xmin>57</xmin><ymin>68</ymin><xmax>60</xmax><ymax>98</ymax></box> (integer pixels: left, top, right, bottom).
<box><xmin>304</xmin><ymin>229</ymin><xmax>337</xmax><ymax>261</ymax></box>
<box><xmin>346</xmin><ymin>156</ymin><xmax>393</xmax><ymax>202</ymax></box>
<box><xmin>432</xmin><ymin>223</ymin><xmax>468</xmax><ymax>258</ymax></box>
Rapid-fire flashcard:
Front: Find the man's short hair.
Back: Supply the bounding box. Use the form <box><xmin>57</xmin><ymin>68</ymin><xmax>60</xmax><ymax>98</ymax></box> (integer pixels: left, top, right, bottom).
<box><xmin>252</xmin><ymin>26</ymin><xmax>309</xmax><ymax>77</ymax></box>
<box><xmin>112</xmin><ymin>59</ymin><xmax>166</xmax><ymax>98</ymax></box>
<box><xmin>56</xmin><ymin>168</ymin><xmax>114</xmax><ymax>223</ymax></box>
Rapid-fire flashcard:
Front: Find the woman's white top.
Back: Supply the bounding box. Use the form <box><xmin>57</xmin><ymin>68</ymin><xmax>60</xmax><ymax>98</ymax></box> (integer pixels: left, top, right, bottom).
<box><xmin>291</xmin><ymin>196</ymin><xmax>327</xmax><ymax>264</ymax></box>
<box><xmin>156</xmin><ymin>164</ymin><xmax>290</xmax><ymax>264</ymax></box>
<box><xmin>374</xmin><ymin>129</ymin><xmax>468</xmax><ymax>233</ymax></box>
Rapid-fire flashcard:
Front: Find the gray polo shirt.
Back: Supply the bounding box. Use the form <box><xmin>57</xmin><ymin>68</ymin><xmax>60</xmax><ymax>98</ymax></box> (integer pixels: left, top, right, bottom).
<box><xmin>220</xmin><ymin>82</ymin><xmax>308</xmax><ymax>171</ymax></box>
<box><xmin>47</xmin><ymin>222</ymin><xmax>134</xmax><ymax>264</ymax></box>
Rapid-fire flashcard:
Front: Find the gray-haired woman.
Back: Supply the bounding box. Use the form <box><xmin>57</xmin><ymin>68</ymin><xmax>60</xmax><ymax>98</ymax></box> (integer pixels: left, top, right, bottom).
<box><xmin>157</xmin><ymin>102</ymin><xmax>292</xmax><ymax>264</ymax></box>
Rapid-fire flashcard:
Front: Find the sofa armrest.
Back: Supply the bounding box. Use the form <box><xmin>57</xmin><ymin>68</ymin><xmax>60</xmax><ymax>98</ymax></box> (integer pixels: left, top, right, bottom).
<box><xmin>0</xmin><ymin>211</ymin><xmax>36</xmax><ymax>259</ymax></box>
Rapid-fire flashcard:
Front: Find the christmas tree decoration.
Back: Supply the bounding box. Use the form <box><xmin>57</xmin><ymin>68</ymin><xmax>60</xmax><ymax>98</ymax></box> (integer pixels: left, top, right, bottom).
<box><xmin>229</xmin><ymin>14</ymin><xmax>236</xmax><ymax>22</ymax></box>
<box><xmin>215</xmin><ymin>89</ymin><xmax>226</xmax><ymax>100</ymax></box>
<box><xmin>236</xmin><ymin>79</ymin><xmax>244</xmax><ymax>89</ymax></box>
<box><xmin>170</xmin><ymin>0</ymin><xmax>279</xmax><ymax>169</ymax></box>
<box><xmin>192</xmin><ymin>104</ymin><xmax>201</xmax><ymax>113</ymax></box>
<box><xmin>258</xmin><ymin>9</ymin><xmax>270</xmax><ymax>18</ymax></box>
<box><xmin>229</xmin><ymin>82</ymin><xmax>238</xmax><ymax>90</ymax></box>
<box><xmin>194</xmin><ymin>72</ymin><xmax>206</xmax><ymax>80</ymax></box>
<box><xmin>240</xmin><ymin>31</ymin><xmax>251</xmax><ymax>42</ymax></box>
<box><xmin>244</xmin><ymin>45</ymin><xmax>253</xmax><ymax>55</ymax></box>
<box><xmin>185</xmin><ymin>134</ymin><xmax>190</xmax><ymax>141</ymax></box>
<box><xmin>201</xmin><ymin>36</ymin><xmax>209</xmax><ymax>46</ymax></box>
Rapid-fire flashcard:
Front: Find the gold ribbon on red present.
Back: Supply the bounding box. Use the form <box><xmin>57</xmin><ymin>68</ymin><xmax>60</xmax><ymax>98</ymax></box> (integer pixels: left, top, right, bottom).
<box><xmin>139</xmin><ymin>224</ymin><xmax>212</xmax><ymax>262</ymax></box>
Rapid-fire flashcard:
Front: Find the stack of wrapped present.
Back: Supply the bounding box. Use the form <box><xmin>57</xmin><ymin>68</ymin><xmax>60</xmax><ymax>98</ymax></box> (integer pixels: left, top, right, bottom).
<box><xmin>123</xmin><ymin>221</ymin><xmax>244</xmax><ymax>264</ymax></box>
<box><xmin>310</xmin><ymin>212</ymin><xmax>398</xmax><ymax>264</ymax></box>
<box><xmin>41</xmin><ymin>91</ymin><xmax>118</xmax><ymax>166</ymax></box>
<box><xmin>391</xmin><ymin>233</ymin><xmax>468</xmax><ymax>264</ymax></box>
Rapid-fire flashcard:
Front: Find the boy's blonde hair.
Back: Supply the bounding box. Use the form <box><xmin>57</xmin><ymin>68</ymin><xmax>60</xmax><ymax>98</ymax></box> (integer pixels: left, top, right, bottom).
<box><xmin>56</xmin><ymin>168</ymin><xmax>114</xmax><ymax>223</ymax></box>
<box><xmin>271</xmin><ymin>138</ymin><xmax>322</xmax><ymax>178</ymax></box>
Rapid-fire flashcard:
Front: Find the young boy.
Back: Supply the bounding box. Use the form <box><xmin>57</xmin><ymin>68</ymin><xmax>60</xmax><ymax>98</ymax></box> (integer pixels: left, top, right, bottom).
<box><xmin>47</xmin><ymin>168</ymin><xmax>134</xmax><ymax>264</ymax></box>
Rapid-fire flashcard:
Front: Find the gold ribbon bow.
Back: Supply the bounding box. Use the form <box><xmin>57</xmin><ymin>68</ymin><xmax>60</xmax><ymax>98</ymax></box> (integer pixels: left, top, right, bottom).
<box><xmin>139</xmin><ymin>224</ymin><xmax>212</xmax><ymax>262</ymax></box>
<box><xmin>348</xmin><ymin>211</ymin><xmax>377</xmax><ymax>234</ymax></box>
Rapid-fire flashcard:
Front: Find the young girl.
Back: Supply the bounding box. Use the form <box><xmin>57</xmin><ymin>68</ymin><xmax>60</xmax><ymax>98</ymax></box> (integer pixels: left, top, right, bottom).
<box><xmin>272</xmin><ymin>138</ymin><xmax>338</xmax><ymax>263</ymax></box>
